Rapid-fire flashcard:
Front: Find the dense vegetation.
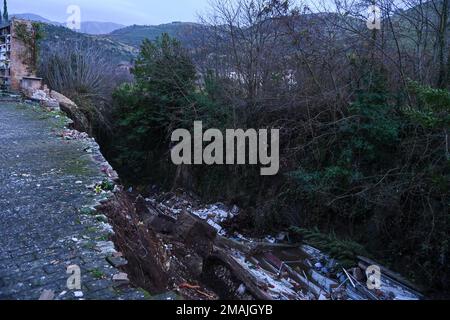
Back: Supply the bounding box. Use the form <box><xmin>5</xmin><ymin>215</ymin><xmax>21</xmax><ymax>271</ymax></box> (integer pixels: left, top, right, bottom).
<box><xmin>38</xmin><ymin>0</ymin><xmax>450</xmax><ymax>295</ymax></box>
<box><xmin>106</xmin><ymin>22</ymin><xmax>205</xmax><ymax>48</ymax></box>
<box><xmin>39</xmin><ymin>23</ymin><xmax>138</xmax><ymax>63</ymax></box>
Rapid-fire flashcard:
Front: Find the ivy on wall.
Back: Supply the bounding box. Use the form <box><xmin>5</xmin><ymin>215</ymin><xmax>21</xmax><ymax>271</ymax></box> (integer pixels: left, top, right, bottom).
<box><xmin>14</xmin><ymin>21</ymin><xmax>44</xmax><ymax>74</ymax></box>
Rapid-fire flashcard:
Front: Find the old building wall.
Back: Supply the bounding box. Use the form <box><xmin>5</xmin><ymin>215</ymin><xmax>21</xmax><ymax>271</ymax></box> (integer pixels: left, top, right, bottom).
<box><xmin>0</xmin><ymin>23</ymin><xmax>11</xmax><ymax>89</ymax></box>
<box><xmin>9</xmin><ymin>19</ymin><xmax>36</xmax><ymax>91</ymax></box>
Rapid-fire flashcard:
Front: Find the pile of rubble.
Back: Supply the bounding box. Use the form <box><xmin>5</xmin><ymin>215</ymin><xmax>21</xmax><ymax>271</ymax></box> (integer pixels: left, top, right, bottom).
<box><xmin>22</xmin><ymin>87</ymin><xmax>92</xmax><ymax>134</ymax></box>
<box><xmin>101</xmin><ymin>189</ymin><xmax>424</xmax><ymax>301</ymax></box>
<box><xmin>22</xmin><ymin>87</ymin><xmax>60</xmax><ymax>110</ymax></box>
<box><xmin>58</xmin><ymin>129</ymin><xmax>90</xmax><ymax>140</ymax></box>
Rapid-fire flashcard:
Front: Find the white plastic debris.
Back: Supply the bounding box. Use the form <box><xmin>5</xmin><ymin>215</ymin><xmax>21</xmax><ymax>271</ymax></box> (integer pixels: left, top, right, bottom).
<box><xmin>236</xmin><ymin>284</ymin><xmax>247</xmax><ymax>296</ymax></box>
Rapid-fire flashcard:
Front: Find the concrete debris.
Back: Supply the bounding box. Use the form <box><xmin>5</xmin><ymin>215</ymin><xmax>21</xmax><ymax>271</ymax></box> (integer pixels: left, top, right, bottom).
<box><xmin>22</xmin><ymin>88</ymin><xmax>60</xmax><ymax>110</ymax></box>
<box><xmin>236</xmin><ymin>284</ymin><xmax>246</xmax><ymax>296</ymax></box>
<box><xmin>98</xmin><ymin>222</ymin><xmax>115</xmax><ymax>235</ymax></box>
<box><xmin>113</xmin><ymin>273</ymin><xmax>130</xmax><ymax>284</ymax></box>
<box><xmin>95</xmin><ymin>241</ymin><xmax>117</xmax><ymax>255</ymax></box>
<box><xmin>42</xmin><ymin>98</ymin><xmax>60</xmax><ymax>110</ymax></box>
<box><xmin>112</xmin><ymin>252</ymin><xmax>123</xmax><ymax>258</ymax></box>
<box><xmin>106</xmin><ymin>255</ymin><xmax>128</xmax><ymax>268</ymax></box>
<box><xmin>38</xmin><ymin>289</ymin><xmax>55</xmax><ymax>300</ymax></box>
<box><xmin>192</xmin><ymin>204</ymin><xmax>234</xmax><ymax>224</ymax></box>
<box><xmin>59</xmin><ymin>129</ymin><xmax>89</xmax><ymax>140</ymax></box>
<box><xmin>23</xmin><ymin>87</ymin><xmax>93</xmax><ymax>136</ymax></box>
<box><xmin>31</xmin><ymin>90</ymin><xmax>47</xmax><ymax>100</ymax></box>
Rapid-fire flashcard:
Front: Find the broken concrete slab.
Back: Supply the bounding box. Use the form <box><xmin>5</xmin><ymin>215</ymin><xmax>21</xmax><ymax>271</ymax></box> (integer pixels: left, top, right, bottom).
<box><xmin>95</xmin><ymin>241</ymin><xmax>117</xmax><ymax>255</ymax></box>
<box><xmin>113</xmin><ymin>273</ymin><xmax>130</xmax><ymax>285</ymax></box>
<box><xmin>175</xmin><ymin>212</ymin><xmax>217</xmax><ymax>258</ymax></box>
<box><xmin>106</xmin><ymin>255</ymin><xmax>128</xmax><ymax>268</ymax></box>
<box><xmin>38</xmin><ymin>289</ymin><xmax>55</xmax><ymax>300</ymax></box>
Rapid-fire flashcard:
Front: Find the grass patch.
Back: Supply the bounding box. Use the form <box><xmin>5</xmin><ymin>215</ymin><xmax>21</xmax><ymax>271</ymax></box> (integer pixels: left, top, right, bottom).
<box><xmin>139</xmin><ymin>288</ymin><xmax>152</xmax><ymax>300</ymax></box>
<box><xmin>85</xmin><ymin>226</ymin><xmax>98</xmax><ymax>234</ymax></box>
<box><xmin>62</xmin><ymin>158</ymin><xmax>95</xmax><ymax>176</ymax></box>
<box><xmin>80</xmin><ymin>207</ymin><xmax>96</xmax><ymax>216</ymax></box>
<box><xmin>95</xmin><ymin>234</ymin><xmax>109</xmax><ymax>241</ymax></box>
<box><xmin>90</xmin><ymin>268</ymin><xmax>106</xmax><ymax>280</ymax></box>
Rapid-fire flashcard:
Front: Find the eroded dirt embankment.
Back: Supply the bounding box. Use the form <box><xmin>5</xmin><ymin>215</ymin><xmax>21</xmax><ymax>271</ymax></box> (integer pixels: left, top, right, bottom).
<box><xmin>100</xmin><ymin>191</ymin><xmax>241</xmax><ymax>300</ymax></box>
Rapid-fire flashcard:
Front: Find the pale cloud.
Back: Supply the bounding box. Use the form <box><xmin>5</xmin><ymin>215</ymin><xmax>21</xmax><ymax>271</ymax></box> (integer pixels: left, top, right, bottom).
<box><xmin>8</xmin><ymin>0</ymin><xmax>210</xmax><ymax>25</ymax></box>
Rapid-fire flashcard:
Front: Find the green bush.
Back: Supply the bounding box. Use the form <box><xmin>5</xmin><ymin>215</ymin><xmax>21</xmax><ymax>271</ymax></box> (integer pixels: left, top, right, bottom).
<box><xmin>111</xmin><ymin>34</ymin><xmax>232</xmax><ymax>183</ymax></box>
<box><xmin>290</xmin><ymin>227</ymin><xmax>368</xmax><ymax>268</ymax></box>
<box><xmin>284</xmin><ymin>77</ymin><xmax>449</xmax><ymax>291</ymax></box>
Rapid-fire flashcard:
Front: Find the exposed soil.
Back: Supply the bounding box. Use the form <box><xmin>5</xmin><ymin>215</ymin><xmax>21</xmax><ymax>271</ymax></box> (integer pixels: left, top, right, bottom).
<box><xmin>99</xmin><ymin>190</ymin><xmax>230</xmax><ymax>299</ymax></box>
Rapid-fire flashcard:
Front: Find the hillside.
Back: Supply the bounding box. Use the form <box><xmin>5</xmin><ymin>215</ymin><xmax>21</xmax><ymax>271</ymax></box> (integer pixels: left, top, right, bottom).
<box><xmin>80</xmin><ymin>21</ymin><xmax>125</xmax><ymax>35</ymax></box>
<box><xmin>13</xmin><ymin>13</ymin><xmax>205</xmax><ymax>41</ymax></box>
<box><xmin>105</xmin><ymin>22</ymin><xmax>206</xmax><ymax>48</ymax></box>
<box><xmin>39</xmin><ymin>23</ymin><xmax>138</xmax><ymax>64</ymax></box>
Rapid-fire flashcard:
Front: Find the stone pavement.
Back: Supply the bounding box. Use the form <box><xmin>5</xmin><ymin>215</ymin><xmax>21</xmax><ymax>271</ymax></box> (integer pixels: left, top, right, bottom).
<box><xmin>0</xmin><ymin>101</ymin><xmax>145</xmax><ymax>300</ymax></box>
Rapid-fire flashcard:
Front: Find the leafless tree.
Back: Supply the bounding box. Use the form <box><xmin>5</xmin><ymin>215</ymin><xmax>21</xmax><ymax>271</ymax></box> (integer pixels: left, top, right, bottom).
<box><xmin>38</xmin><ymin>40</ymin><xmax>131</xmax><ymax>137</ymax></box>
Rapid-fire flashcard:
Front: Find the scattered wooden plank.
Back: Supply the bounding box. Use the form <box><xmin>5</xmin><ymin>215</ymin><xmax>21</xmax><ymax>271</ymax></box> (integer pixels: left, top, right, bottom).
<box><xmin>211</xmin><ymin>246</ymin><xmax>274</xmax><ymax>300</ymax></box>
<box><xmin>215</xmin><ymin>236</ymin><xmax>301</xmax><ymax>255</ymax></box>
<box><xmin>342</xmin><ymin>268</ymin><xmax>356</xmax><ymax>288</ymax></box>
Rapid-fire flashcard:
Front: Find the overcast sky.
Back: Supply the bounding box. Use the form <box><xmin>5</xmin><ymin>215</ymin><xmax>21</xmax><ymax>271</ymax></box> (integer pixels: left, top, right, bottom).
<box><xmin>8</xmin><ymin>0</ymin><xmax>211</xmax><ymax>25</ymax></box>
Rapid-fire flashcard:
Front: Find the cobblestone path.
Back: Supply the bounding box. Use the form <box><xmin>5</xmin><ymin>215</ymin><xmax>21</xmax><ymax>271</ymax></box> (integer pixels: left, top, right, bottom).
<box><xmin>0</xmin><ymin>102</ymin><xmax>145</xmax><ymax>300</ymax></box>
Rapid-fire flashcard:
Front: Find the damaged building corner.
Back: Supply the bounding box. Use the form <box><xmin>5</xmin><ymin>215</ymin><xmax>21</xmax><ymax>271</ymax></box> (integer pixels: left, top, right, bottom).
<box><xmin>0</xmin><ymin>14</ymin><xmax>92</xmax><ymax>134</ymax></box>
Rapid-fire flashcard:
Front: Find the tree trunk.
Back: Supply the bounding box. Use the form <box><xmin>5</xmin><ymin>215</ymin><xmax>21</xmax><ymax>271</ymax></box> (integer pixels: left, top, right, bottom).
<box><xmin>437</xmin><ymin>0</ymin><xmax>449</xmax><ymax>88</ymax></box>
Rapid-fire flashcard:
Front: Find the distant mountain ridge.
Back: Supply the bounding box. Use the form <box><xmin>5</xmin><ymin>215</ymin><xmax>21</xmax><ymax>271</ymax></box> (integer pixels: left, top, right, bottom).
<box><xmin>80</xmin><ymin>21</ymin><xmax>125</xmax><ymax>35</ymax></box>
<box><xmin>11</xmin><ymin>13</ymin><xmax>125</xmax><ymax>35</ymax></box>
<box><xmin>11</xmin><ymin>13</ymin><xmax>60</xmax><ymax>25</ymax></box>
<box><xmin>39</xmin><ymin>23</ymin><xmax>138</xmax><ymax>65</ymax></box>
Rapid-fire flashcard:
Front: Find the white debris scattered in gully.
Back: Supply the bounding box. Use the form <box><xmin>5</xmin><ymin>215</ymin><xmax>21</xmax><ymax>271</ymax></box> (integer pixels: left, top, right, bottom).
<box><xmin>145</xmin><ymin>192</ymin><xmax>423</xmax><ymax>300</ymax></box>
<box><xmin>231</xmin><ymin>250</ymin><xmax>306</xmax><ymax>300</ymax></box>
